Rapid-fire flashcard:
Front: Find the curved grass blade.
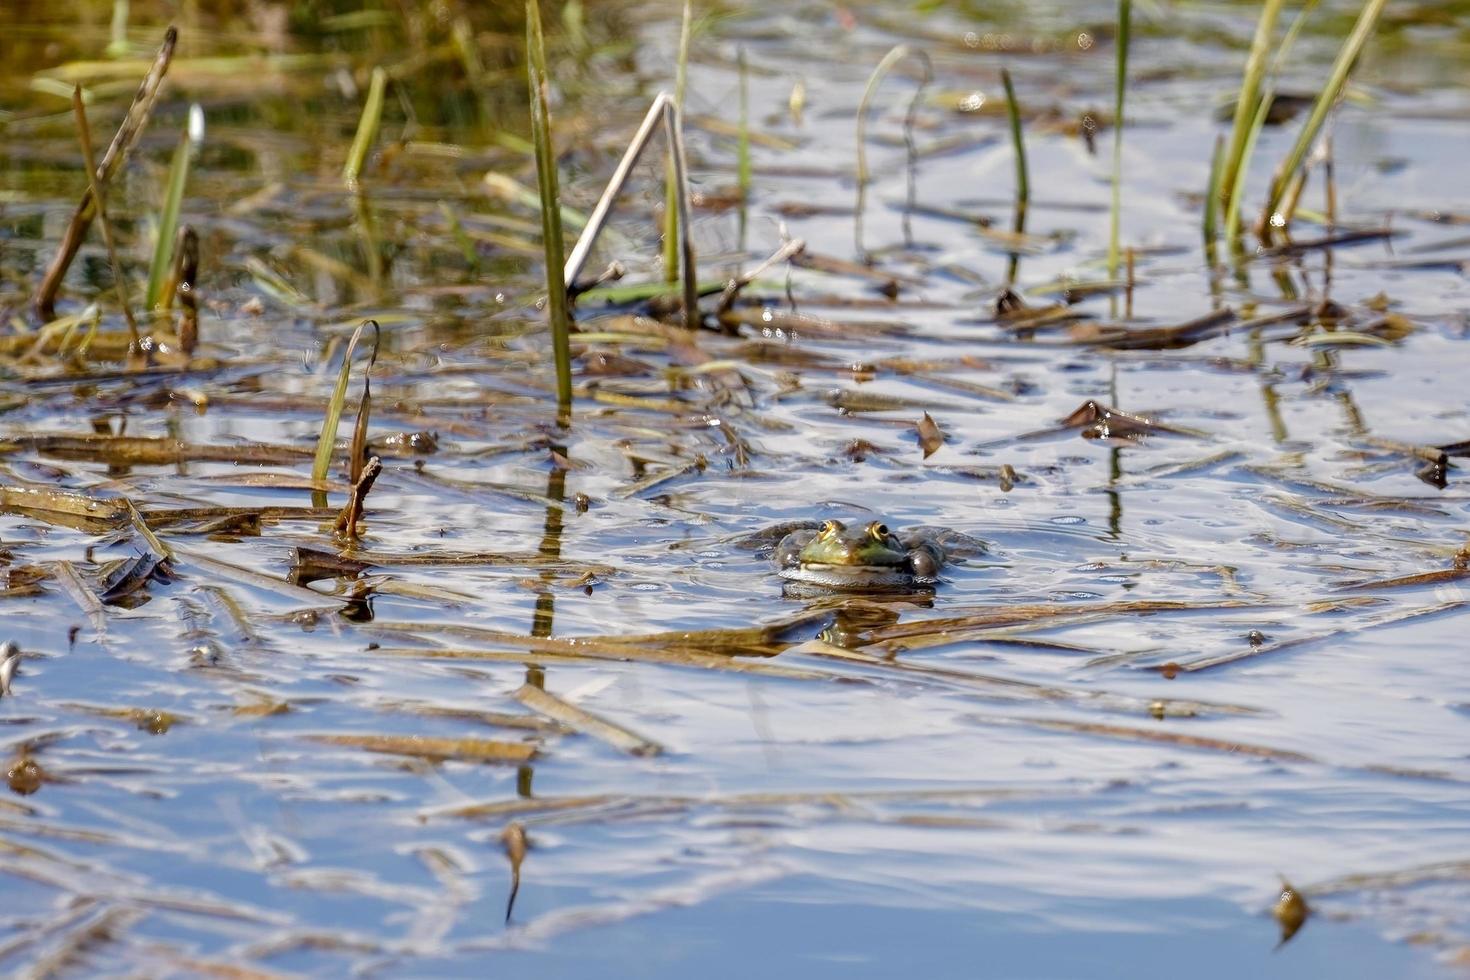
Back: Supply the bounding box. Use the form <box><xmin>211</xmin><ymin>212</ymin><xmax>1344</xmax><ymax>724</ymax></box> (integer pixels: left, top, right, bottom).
<box><xmin>1000</xmin><ymin>67</ymin><xmax>1028</xmax><ymax>285</ymax></box>
<box><xmin>854</xmin><ymin>44</ymin><xmax>932</xmax><ymax>262</ymax></box>
<box><xmin>311</xmin><ymin>319</ymin><xmax>380</xmax><ymax>494</ymax></box>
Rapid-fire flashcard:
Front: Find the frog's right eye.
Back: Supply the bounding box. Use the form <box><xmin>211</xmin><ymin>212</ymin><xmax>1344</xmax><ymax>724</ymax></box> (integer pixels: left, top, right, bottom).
<box><xmin>820</xmin><ymin>519</ymin><xmax>842</xmax><ymax>535</ymax></box>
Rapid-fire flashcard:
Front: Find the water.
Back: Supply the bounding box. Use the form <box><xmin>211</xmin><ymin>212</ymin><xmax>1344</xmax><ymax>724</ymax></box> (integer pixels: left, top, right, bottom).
<box><xmin>1</xmin><ymin>0</ymin><xmax>1469</xmax><ymax>974</ymax></box>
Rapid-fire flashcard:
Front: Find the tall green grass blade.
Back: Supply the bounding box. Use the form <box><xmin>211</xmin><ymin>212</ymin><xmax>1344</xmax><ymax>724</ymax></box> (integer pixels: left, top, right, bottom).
<box><xmin>1261</xmin><ymin>0</ymin><xmax>1386</xmax><ymax>240</ymax></box>
<box><xmin>145</xmin><ymin>128</ymin><xmax>191</xmax><ymax>310</ymax></box>
<box><xmin>312</xmin><ymin>319</ymin><xmax>379</xmax><ymax>492</ymax></box>
<box><xmin>663</xmin><ymin>0</ymin><xmax>693</xmax><ymax>284</ymax></box>
<box><xmin>527</xmin><ymin>0</ymin><xmax>573</xmax><ymax>414</ymax></box>
<box><xmin>1226</xmin><ymin>85</ymin><xmax>1274</xmax><ymax>249</ymax></box>
<box><xmin>343</xmin><ymin>66</ymin><xmax>387</xmax><ymax>188</ymax></box>
<box><xmin>1000</xmin><ymin>68</ymin><xmax>1028</xmax><ymax>233</ymax></box>
<box><xmin>1107</xmin><ymin>0</ymin><xmax>1130</xmax><ymax>280</ymax></box>
<box><xmin>1220</xmin><ymin>0</ymin><xmax>1283</xmax><ymax>217</ymax></box>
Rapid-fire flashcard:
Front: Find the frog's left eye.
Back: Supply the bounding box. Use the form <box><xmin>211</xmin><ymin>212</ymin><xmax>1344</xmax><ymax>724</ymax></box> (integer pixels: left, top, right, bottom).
<box><xmin>820</xmin><ymin>519</ymin><xmax>842</xmax><ymax>536</ymax></box>
<box><xmin>866</xmin><ymin>522</ymin><xmax>889</xmax><ymax>540</ymax></box>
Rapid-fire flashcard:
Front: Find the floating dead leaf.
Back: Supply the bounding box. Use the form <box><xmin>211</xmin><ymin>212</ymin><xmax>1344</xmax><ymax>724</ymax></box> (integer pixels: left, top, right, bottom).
<box><xmin>502</xmin><ymin>821</ymin><xmax>528</xmax><ymax>923</ymax></box>
<box><xmin>308</xmin><ymin>734</ymin><xmax>537</xmax><ymax>764</ymax></box>
<box><xmin>916</xmin><ymin>412</ymin><xmax>944</xmax><ymax>458</ymax></box>
<box><xmin>1273</xmin><ymin>878</ymin><xmax>1310</xmax><ymax>946</ymax></box>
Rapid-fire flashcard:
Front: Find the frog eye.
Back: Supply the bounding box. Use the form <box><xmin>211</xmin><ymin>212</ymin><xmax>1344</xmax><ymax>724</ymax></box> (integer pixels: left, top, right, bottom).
<box><xmin>866</xmin><ymin>522</ymin><xmax>889</xmax><ymax>540</ymax></box>
<box><xmin>820</xmin><ymin>519</ymin><xmax>842</xmax><ymax>536</ymax></box>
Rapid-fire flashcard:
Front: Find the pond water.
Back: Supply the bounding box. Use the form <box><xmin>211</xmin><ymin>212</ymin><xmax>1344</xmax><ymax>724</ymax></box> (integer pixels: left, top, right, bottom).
<box><xmin>1</xmin><ymin>0</ymin><xmax>1469</xmax><ymax>975</ymax></box>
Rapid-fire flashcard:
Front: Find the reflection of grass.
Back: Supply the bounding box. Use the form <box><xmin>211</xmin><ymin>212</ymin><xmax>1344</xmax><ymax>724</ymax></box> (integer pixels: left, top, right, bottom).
<box><xmin>527</xmin><ymin>0</ymin><xmax>573</xmax><ymax>415</ymax></box>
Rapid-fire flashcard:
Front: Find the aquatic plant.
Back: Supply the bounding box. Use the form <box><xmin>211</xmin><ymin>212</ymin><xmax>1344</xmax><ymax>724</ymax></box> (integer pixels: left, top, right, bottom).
<box><xmin>527</xmin><ymin>0</ymin><xmax>574</xmax><ymax>413</ymax></box>
<box><xmin>1107</xmin><ymin>0</ymin><xmax>1130</xmax><ymax>280</ymax></box>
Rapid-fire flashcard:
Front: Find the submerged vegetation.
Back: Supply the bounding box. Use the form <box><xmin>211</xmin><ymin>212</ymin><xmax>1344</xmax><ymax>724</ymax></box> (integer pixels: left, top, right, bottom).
<box><xmin>0</xmin><ymin>0</ymin><xmax>1468</xmax><ymax>974</ymax></box>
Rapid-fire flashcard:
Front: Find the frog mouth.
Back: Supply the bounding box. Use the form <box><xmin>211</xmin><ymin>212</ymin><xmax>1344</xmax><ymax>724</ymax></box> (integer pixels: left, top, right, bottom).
<box><xmin>778</xmin><ymin>561</ymin><xmax>926</xmax><ymax>589</ymax></box>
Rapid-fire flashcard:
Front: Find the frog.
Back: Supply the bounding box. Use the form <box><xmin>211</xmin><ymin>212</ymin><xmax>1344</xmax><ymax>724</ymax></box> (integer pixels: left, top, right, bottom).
<box><xmin>775</xmin><ymin>519</ymin><xmax>946</xmax><ymax>591</ymax></box>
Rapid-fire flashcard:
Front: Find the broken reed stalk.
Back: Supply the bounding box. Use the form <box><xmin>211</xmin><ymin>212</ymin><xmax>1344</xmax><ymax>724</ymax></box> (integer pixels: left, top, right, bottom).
<box><xmin>1000</xmin><ymin>67</ymin><xmax>1028</xmax><ymax>286</ymax></box>
<box><xmin>33</xmin><ymin>26</ymin><xmax>176</xmax><ymax>321</ymax></box>
<box><xmin>560</xmin><ymin>91</ymin><xmax>699</xmax><ymax>328</ymax></box>
<box><xmin>663</xmin><ymin>0</ymin><xmax>693</xmax><ymax>285</ymax></box>
<box><xmin>527</xmin><ymin>0</ymin><xmax>573</xmax><ymax>413</ymax></box>
<box><xmin>335</xmin><ymin>455</ymin><xmax>382</xmax><ymax>539</ymax></box>
<box><xmin>854</xmin><ymin>45</ymin><xmax>933</xmax><ymax>261</ymax></box>
<box><xmin>312</xmin><ymin>319</ymin><xmax>380</xmax><ymax>500</ymax></box>
<box><xmin>70</xmin><ymin>86</ymin><xmax>140</xmax><ymax>350</ymax></box>
<box><xmin>1107</xmin><ymin>0</ymin><xmax>1130</xmax><ymax>280</ymax></box>
<box><xmin>172</xmin><ymin>227</ymin><xmax>199</xmax><ymax>354</ymax></box>
<box><xmin>343</xmin><ymin>66</ymin><xmax>387</xmax><ymax>188</ymax></box>
<box><xmin>1259</xmin><ymin>0</ymin><xmax>1387</xmax><ymax>242</ymax></box>
<box><xmin>144</xmin><ymin>123</ymin><xmax>193</xmax><ymax>310</ymax></box>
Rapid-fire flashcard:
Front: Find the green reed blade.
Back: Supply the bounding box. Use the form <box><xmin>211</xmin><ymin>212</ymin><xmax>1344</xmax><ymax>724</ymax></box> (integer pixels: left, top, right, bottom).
<box><xmin>1226</xmin><ymin>85</ymin><xmax>1274</xmax><ymax>248</ymax></box>
<box><xmin>663</xmin><ymin>0</ymin><xmax>693</xmax><ymax>285</ymax></box>
<box><xmin>1260</xmin><ymin>0</ymin><xmax>1385</xmax><ymax>240</ymax></box>
<box><xmin>313</xmin><ymin>319</ymin><xmax>380</xmax><ymax>489</ymax></box>
<box><xmin>1107</xmin><ymin>0</ymin><xmax>1130</xmax><ymax>280</ymax></box>
<box><xmin>1220</xmin><ymin>0</ymin><xmax>1283</xmax><ymax>219</ymax></box>
<box><xmin>1000</xmin><ymin>68</ymin><xmax>1028</xmax><ymax>231</ymax></box>
<box><xmin>144</xmin><ymin>127</ymin><xmax>191</xmax><ymax>310</ymax></box>
<box><xmin>527</xmin><ymin>0</ymin><xmax>572</xmax><ymax>413</ymax></box>
<box><xmin>343</xmin><ymin>66</ymin><xmax>387</xmax><ymax>188</ymax></box>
